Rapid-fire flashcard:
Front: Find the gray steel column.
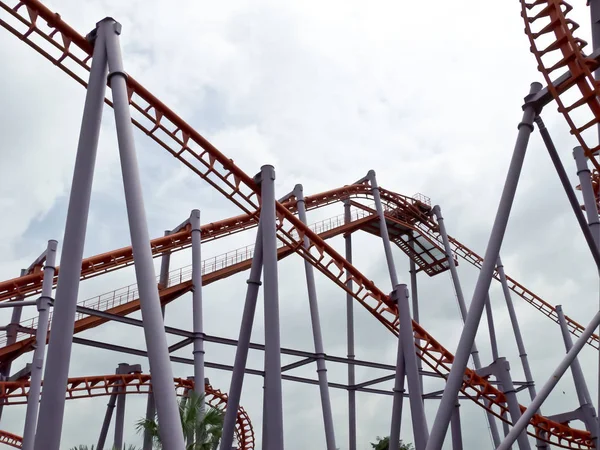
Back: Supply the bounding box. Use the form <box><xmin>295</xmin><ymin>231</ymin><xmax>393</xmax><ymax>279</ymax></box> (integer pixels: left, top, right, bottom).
<box><xmin>484</xmin><ymin>296</ymin><xmax>499</xmax><ymax>361</ymax></box>
<box><xmin>433</xmin><ymin>205</ymin><xmax>501</xmax><ymax>447</ymax></box>
<box><xmin>497</xmin><ymin>309</ymin><xmax>600</xmax><ymax>449</ymax></box>
<box><xmin>427</xmin><ymin>82</ymin><xmax>542</xmax><ymax>450</ymax></box>
<box><xmin>389</xmin><ymin>326</ymin><xmax>406</xmax><ymax>450</ymax></box>
<box><xmin>556</xmin><ymin>304</ymin><xmax>597</xmax><ymax>435</ymax></box>
<box><xmin>183</xmin><ymin>382</ymin><xmax>195</xmax><ymax>445</ymax></box>
<box><xmin>114</xmin><ymin>364</ymin><xmax>128</xmax><ymax>450</ymax></box>
<box><xmin>259</xmin><ymin>165</ymin><xmax>284</xmax><ymax>450</ymax></box>
<box><xmin>501</xmin><ymin>411</ymin><xmax>511</xmax><ymax>444</ymax></box>
<box><xmin>159</xmin><ymin>230</ymin><xmax>172</xmax><ymax>290</ymax></box>
<box><xmin>97</xmin><ymin>387</ymin><xmax>118</xmax><ymax>450</ymax></box>
<box><xmin>144</xmin><ymin>230</ymin><xmax>170</xmax><ymax>450</ymax></box>
<box><xmin>393</xmin><ymin>284</ymin><xmax>429</xmax><ymax>449</ymax></box>
<box><xmin>344</xmin><ymin>200</ymin><xmax>357</xmax><ymax>450</ymax></box>
<box><xmin>262</xmin><ymin>381</ymin><xmax>268</xmax><ymax>450</ymax></box>
<box><xmin>495</xmin><ymin>358</ymin><xmax>531</xmax><ymax>450</ymax></box>
<box><xmin>219</xmin><ymin>221</ymin><xmax>264</xmax><ymax>450</ymax></box>
<box><xmin>574</xmin><ymin>147</ymin><xmax>600</xmax><ymax>249</ymax></box>
<box><xmin>0</xmin><ymin>268</ymin><xmax>27</xmax><ymax>393</ymax></box>
<box><xmin>368</xmin><ymin>172</ymin><xmax>428</xmax><ymax>446</ymax></box>
<box><xmin>573</xmin><ymin>145</ymin><xmax>600</xmax><ymax>440</ymax></box>
<box><xmin>536</xmin><ymin>117</ymin><xmax>600</xmax><ymax>269</ymax></box>
<box><xmin>556</xmin><ymin>305</ymin><xmax>593</xmax><ymax>406</ymax></box>
<box><xmin>33</xmin><ymin>22</ymin><xmax>109</xmax><ymax>450</ymax></box>
<box><xmin>104</xmin><ymin>19</ymin><xmax>184</xmax><ymax>448</ymax></box>
<box><xmin>484</xmin><ymin>296</ymin><xmax>508</xmax><ymax>441</ymax></box>
<box><xmin>432</xmin><ymin>205</ymin><xmax>482</xmax><ymax>366</ymax></box>
<box><xmin>591</xmin><ymin>0</ymin><xmax>600</xmax><ymax>83</ymax></box>
<box><xmin>450</xmin><ymin>403</ymin><xmax>463</xmax><ymax>450</ymax></box>
<box><xmin>367</xmin><ymin>170</ymin><xmax>399</xmax><ymax>287</ymax></box>
<box><xmin>294</xmin><ymin>185</ymin><xmax>337</xmax><ymax>450</ymax></box>
<box><xmin>22</xmin><ymin>240</ymin><xmax>57</xmax><ymax>450</ymax></box>
<box><xmin>409</xmin><ymin>240</ymin><xmax>423</xmax><ymax>394</ymax></box>
<box><xmin>496</xmin><ymin>257</ymin><xmax>536</xmax><ymax>401</ymax></box>
<box><xmin>190</xmin><ymin>210</ymin><xmax>206</xmax><ymax>408</ymax></box>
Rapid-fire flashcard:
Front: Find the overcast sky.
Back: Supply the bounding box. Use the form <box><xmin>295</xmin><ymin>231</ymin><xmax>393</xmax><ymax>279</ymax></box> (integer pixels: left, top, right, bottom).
<box><xmin>0</xmin><ymin>0</ymin><xmax>599</xmax><ymax>449</ymax></box>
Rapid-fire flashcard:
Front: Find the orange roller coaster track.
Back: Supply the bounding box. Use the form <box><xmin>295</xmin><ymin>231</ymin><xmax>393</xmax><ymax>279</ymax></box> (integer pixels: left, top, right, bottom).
<box><xmin>0</xmin><ymin>0</ymin><xmax>596</xmax><ymax>448</ymax></box>
<box><xmin>0</xmin><ymin>375</ymin><xmax>254</xmax><ymax>449</ymax></box>
<box><xmin>521</xmin><ymin>0</ymin><xmax>600</xmax><ymax>165</ymax></box>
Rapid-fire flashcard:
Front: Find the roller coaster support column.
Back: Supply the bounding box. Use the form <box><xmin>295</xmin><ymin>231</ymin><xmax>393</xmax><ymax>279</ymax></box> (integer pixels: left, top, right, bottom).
<box><xmin>535</xmin><ymin>118</ymin><xmax>600</xmax><ymax>268</ymax></box>
<box><xmin>114</xmin><ymin>364</ymin><xmax>129</xmax><ymax>450</ymax></box>
<box><xmin>497</xmin><ymin>309</ymin><xmax>600</xmax><ymax>449</ymax></box>
<box><xmin>556</xmin><ymin>305</ymin><xmax>597</xmax><ymax>438</ymax></box>
<box><xmin>294</xmin><ymin>184</ymin><xmax>337</xmax><ymax>450</ymax></box>
<box><xmin>392</xmin><ymin>284</ymin><xmax>429</xmax><ymax>450</ymax></box>
<box><xmin>97</xmin><ymin>387</ymin><xmax>118</xmax><ymax>450</ymax></box>
<box><xmin>365</xmin><ymin>170</ymin><xmax>399</xmax><ymax>286</ymax></box>
<box><xmin>259</xmin><ymin>165</ymin><xmax>284</xmax><ymax>450</ymax></box>
<box><xmin>389</xmin><ymin>312</ymin><xmax>406</xmax><ymax>450</ymax></box>
<box><xmin>484</xmin><ymin>295</ymin><xmax>499</xmax><ymax>362</ymax></box>
<box><xmin>366</xmin><ymin>170</ymin><xmax>428</xmax><ymax>447</ymax></box>
<box><xmin>219</xmin><ymin>218</ymin><xmax>263</xmax><ymax>450</ymax></box>
<box><xmin>409</xmin><ymin>237</ymin><xmax>423</xmax><ymax>394</ymax></box>
<box><xmin>573</xmin><ymin>145</ymin><xmax>600</xmax><ymax>438</ymax></box>
<box><xmin>33</xmin><ymin>19</ymin><xmax>109</xmax><ymax>449</ymax></box>
<box><xmin>0</xmin><ymin>269</ymin><xmax>26</xmax><ymax>386</ymax></box>
<box><xmin>105</xmin><ymin>18</ymin><xmax>184</xmax><ymax>448</ymax></box>
<box><xmin>22</xmin><ymin>240</ymin><xmax>57</xmax><ymax>450</ymax></box>
<box><xmin>432</xmin><ymin>205</ymin><xmax>501</xmax><ymax>447</ymax></box>
<box><xmin>96</xmin><ymin>363</ymin><xmax>141</xmax><ymax>450</ymax></box>
<box><xmin>493</xmin><ymin>359</ymin><xmax>531</xmax><ymax>450</ymax></box>
<box><xmin>0</xmin><ymin>246</ymin><xmax>47</xmax><ymax>393</ymax></box>
<box><xmin>143</xmin><ymin>229</ymin><xmax>171</xmax><ymax>450</ymax></box>
<box><xmin>191</xmin><ymin>209</ymin><xmax>206</xmax><ymax>408</ymax></box>
<box><xmin>427</xmin><ymin>82</ymin><xmax>542</xmax><ymax>450</ymax></box>
<box><xmin>483</xmin><ymin>294</ymin><xmax>510</xmax><ymax>440</ymax></box>
<box><xmin>496</xmin><ymin>258</ymin><xmax>548</xmax><ymax>450</ymax></box>
<box><xmin>496</xmin><ymin>257</ymin><xmax>536</xmax><ymax>401</ymax></box>
<box><xmin>450</xmin><ymin>402</ymin><xmax>463</xmax><ymax>450</ymax></box>
<box><xmin>344</xmin><ymin>199</ymin><xmax>357</xmax><ymax>450</ymax></box>
<box><xmin>591</xmin><ymin>0</ymin><xmax>600</xmax><ymax>81</ymax></box>
<box><xmin>574</xmin><ymin>147</ymin><xmax>600</xmax><ymax>249</ymax></box>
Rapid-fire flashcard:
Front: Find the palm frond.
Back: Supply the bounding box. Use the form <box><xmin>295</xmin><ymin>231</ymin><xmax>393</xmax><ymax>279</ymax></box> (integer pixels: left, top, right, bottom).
<box><xmin>137</xmin><ymin>391</ymin><xmax>226</xmax><ymax>450</ymax></box>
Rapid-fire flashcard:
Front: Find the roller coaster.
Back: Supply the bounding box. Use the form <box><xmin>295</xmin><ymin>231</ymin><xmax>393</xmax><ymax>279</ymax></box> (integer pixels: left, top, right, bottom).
<box><xmin>1</xmin><ymin>0</ymin><xmax>600</xmax><ymax>449</ymax></box>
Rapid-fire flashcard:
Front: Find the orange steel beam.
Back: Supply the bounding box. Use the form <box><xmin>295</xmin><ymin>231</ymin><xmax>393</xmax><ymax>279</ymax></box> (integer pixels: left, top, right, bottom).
<box><xmin>0</xmin><ymin>1</ymin><xmax>592</xmax><ymax>446</ymax></box>
<box><xmin>0</xmin><ymin>375</ymin><xmax>254</xmax><ymax>450</ymax></box>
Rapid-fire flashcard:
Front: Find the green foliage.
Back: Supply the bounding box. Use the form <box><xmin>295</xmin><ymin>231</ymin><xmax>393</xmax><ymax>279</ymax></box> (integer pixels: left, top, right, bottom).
<box><xmin>136</xmin><ymin>391</ymin><xmax>224</xmax><ymax>450</ymax></box>
<box><xmin>370</xmin><ymin>435</ymin><xmax>414</xmax><ymax>450</ymax></box>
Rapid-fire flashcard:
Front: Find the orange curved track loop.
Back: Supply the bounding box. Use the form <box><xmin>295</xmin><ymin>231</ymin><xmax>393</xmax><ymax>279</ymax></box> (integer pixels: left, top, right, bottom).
<box><xmin>0</xmin><ymin>375</ymin><xmax>254</xmax><ymax>450</ymax></box>
<box><xmin>521</xmin><ymin>0</ymin><xmax>600</xmax><ymax>164</ymax></box>
<box><xmin>0</xmin><ymin>1</ymin><xmax>593</xmax><ymax>447</ymax></box>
